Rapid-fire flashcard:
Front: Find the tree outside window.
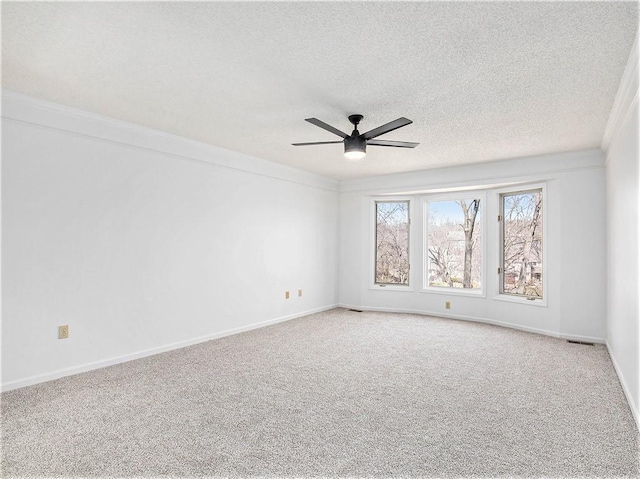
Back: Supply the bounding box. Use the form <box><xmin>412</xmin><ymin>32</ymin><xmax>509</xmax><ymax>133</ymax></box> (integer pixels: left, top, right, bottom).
<box><xmin>500</xmin><ymin>190</ymin><xmax>543</xmax><ymax>298</ymax></box>
<box><xmin>426</xmin><ymin>199</ymin><xmax>482</xmax><ymax>290</ymax></box>
<box><xmin>375</xmin><ymin>201</ymin><xmax>410</xmax><ymax>285</ymax></box>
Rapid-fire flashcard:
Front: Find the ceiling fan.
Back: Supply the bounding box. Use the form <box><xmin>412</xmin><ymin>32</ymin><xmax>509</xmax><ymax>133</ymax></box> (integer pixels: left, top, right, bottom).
<box><xmin>292</xmin><ymin>114</ymin><xmax>419</xmax><ymax>160</ymax></box>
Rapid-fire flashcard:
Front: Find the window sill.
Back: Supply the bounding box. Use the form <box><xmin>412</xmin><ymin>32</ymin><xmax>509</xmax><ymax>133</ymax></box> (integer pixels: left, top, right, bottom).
<box><xmin>421</xmin><ymin>287</ymin><xmax>485</xmax><ymax>298</ymax></box>
<box><xmin>493</xmin><ymin>294</ymin><xmax>547</xmax><ymax>307</ymax></box>
<box><xmin>370</xmin><ymin>284</ymin><xmax>414</xmax><ymax>292</ymax></box>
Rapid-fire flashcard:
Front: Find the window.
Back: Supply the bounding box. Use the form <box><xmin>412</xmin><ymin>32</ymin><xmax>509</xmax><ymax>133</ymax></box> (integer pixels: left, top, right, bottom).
<box><xmin>425</xmin><ymin>197</ymin><xmax>482</xmax><ymax>292</ymax></box>
<box><xmin>500</xmin><ymin>189</ymin><xmax>543</xmax><ymax>299</ymax></box>
<box><xmin>374</xmin><ymin>201</ymin><xmax>410</xmax><ymax>286</ymax></box>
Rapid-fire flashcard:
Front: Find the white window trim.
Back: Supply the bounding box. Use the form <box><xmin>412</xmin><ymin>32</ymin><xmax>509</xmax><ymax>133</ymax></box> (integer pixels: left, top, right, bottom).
<box><xmin>370</xmin><ymin>196</ymin><xmax>415</xmax><ymax>291</ymax></box>
<box><xmin>421</xmin><ymin>191</ymin><xmax>487</xmax><ymax>298</ymax></box>
<box><xmin>494</xmin><ymin>183</ymin><xmax>548</xmax><ymax>307</ymax></box>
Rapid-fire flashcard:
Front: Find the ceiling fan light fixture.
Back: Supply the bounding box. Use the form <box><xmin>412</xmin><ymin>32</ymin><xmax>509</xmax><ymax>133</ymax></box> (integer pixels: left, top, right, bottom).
<box><xmin>344</xmin><ymin>136</ymin><xmax>366</xmax><ymax>161</ymax></box>
<box><xmin>344</xmin><ymin>149</ymin><xmax>366</xmax><ymax>161</ymax></box>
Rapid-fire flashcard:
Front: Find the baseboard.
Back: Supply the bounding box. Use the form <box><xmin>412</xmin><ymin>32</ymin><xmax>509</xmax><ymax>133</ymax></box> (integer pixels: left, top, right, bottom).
<box><xmin>1</xmin><ymin>304</ymin><xmax>338</xmax><ymax>392</ymax></box>
<box><xmin>606</xmin><ymin>342</ymin><xmax>640</xmax><ymax>431</ymax></box>
<box><xmin>337</xmin><ymin>303</ymin><xmax>606</xmax><ymax>344</ymax></box>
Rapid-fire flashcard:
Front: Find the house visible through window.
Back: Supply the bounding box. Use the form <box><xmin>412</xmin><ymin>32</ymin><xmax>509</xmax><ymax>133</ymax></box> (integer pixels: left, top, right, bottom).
<box><xmin>500</xmin><ymin>189</ymin><xmax>543</xmax><ymax>298</ymax></box>
<box><xmin>375</xmin><ymin>201</ymin><xmax>410</xmax><ymax>285</ymax></box>
<box><xmin>425</xmin><ymin>198</ymin><xmax>482</xmax><ymax>291</ymax></box>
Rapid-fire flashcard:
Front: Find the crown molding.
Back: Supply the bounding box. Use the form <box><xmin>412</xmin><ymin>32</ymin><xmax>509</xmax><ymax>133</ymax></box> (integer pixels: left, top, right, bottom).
<box><xmin>1</xmin><ymin>90</ymin><xmax>339</xmax><ymax>192</ymax></box>
<box><xmin>338</xmin><ymin>148</ymin><xmax>605</xmax><ymax>194</ymax></box>
<box><xmin>602</xmin><ymin>31</ymin><xmax>639</xmax><ymax>154</ymax></box>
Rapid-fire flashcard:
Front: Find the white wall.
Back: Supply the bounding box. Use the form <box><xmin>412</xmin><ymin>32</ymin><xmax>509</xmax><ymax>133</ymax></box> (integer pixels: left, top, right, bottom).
<box><xmin>339</xmin><ymin>149</ymin><xmax>608</xmax><ymax>343</ymax></box>
<box><xmin>603</xmin><ymin>34</ymin><xmax>639</xmax><ymax>425</ymax></box>
<box><xmin>1</xmin><ymin>92</ymin><xmax>339</xmax><ymax>390</ymax></box>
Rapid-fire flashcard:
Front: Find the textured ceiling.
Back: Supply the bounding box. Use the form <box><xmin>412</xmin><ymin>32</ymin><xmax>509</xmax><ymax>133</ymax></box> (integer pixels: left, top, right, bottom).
<box><xmin>2</xmin><ymin>2</ymin><xmax>638</xmax><ymax>180</ymax></box>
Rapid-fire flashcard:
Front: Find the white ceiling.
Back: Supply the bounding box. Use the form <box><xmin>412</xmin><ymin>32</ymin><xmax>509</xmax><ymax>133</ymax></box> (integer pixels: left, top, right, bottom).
<box><xmin>2</xmin><ymin>2</ymin><xmax>638</xmax><ymax>180</ymax></box>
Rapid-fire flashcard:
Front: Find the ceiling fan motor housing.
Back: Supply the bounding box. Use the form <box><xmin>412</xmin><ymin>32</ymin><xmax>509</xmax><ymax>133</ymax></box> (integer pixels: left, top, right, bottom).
<box><xmin>344</xmin><ymin>135</ymin><xmax>366</xmax><ymax>159</ymax></box>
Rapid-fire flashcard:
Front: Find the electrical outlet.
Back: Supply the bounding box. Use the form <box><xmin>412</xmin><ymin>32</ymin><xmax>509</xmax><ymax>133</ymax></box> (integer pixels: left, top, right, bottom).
<box><xmin>298</xmin><ymin>289</ymin><xmax>303</xmax><ymax>297</ymax></box>
<box><xmin>58</xmin><ymin>325</ymin><xmax>69</xmax><ymax>339</ymax></box>
<box><xmin>285</xmin><ymin>291</ymin><xmax>290</xmax><ymax>299</ymax></box>
<box><xmin>445</xmin><ymin>302</ymin><xmax>451</xmax><ymax>310</ymax></box>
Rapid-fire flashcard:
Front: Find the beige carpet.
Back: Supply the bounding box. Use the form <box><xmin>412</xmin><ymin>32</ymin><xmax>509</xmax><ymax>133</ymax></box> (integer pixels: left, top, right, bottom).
<box><xmin>2</xmin><ymin>308</ymin><xmax>638</xmax><ymax>477</ymax></box>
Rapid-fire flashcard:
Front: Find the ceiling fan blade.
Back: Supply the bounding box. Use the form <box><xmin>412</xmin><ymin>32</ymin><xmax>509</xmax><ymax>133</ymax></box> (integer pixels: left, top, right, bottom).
<box><xmin>305</xmin><ymin>118</ymin><xmax>349</xmax><ymax>138</ymax></box>
<box><xmin>363</xmin><ymin>117</ymin><xmax>413</xmax><ymax>140</ymax></box>
<box><xmin>367</xmin><ymin>139</ymin><xmax>419</xmax><ymax>148</ymax></box>
<box><xmin>291</xmin><ymin>141</ymin><xmax>344</xmax><ymax>146</ymax></box>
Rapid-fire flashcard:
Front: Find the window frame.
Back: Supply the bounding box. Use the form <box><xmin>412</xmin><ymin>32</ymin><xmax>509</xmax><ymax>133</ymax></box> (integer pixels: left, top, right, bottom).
<box><xmin>495</xmin><ymin>183</ymin><xmax>548</xmax><ymax>307</ymax></box>
<box><xmin>421</xmin><ymin>191</ymin><xmax>487</xmax><ymax>297</ymax></box>
<box><xmin>370</xmin><ymin>197</ymin><xmax>414</xmax><ymax>291</ymax></box>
